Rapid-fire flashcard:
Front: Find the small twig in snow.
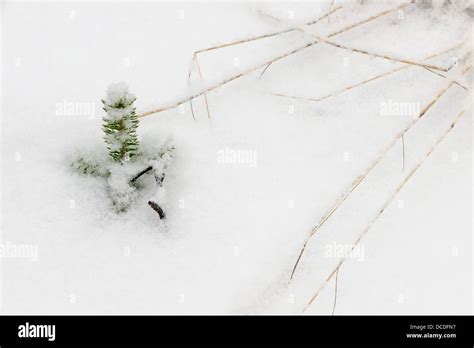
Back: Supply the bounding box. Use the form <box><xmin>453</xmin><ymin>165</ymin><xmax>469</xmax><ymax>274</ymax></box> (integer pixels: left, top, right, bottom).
<box><xmin>148</xmin><ymin>201</ymin><xmax>166</xmax><ymax>219</ymax></box>
<box><xmin>130</xmin><ymin>165</ymin><xmax>154</xmax><ymax>184</ymax></box>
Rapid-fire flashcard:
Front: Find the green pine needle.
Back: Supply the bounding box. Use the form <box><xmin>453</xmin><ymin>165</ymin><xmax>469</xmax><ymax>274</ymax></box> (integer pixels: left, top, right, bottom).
<box><xmin>102</xmin><ymin>87</ymin><xmax>140</xmax><ymax>162</ymax></box>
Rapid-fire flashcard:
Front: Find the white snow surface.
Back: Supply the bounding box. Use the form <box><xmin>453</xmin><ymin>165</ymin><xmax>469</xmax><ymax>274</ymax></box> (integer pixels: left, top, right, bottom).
<box><xmin>1</xmin><ymin>0</ymin><xmax>472</xmax><ymax>314</ymax></box>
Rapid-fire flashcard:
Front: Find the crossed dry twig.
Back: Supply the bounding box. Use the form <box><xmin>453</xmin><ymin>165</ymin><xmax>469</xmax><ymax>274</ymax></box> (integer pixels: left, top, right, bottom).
<box><xmin>260</xmin><ymin>9</ymin><xmax>449</xmax><ymax>73</ymax></box>
<box><xmin>138</xmin><ymin>1</ymin><xmax>411</xmax><ymax>118</ymax></box>
<box><xmin>185</xmin><ymin>3</ymin><xmax>344</xmax><ymax>121</ymax></box>
<box><xmin>423</xmin><ymin>67</ymin><xmax>469</xmax><ymax>90</ymax></box>
<box><xmin>272</xmin><ymin>42</ymin><xmax>465</xmax><ymax>103</ymax></box>
<box><xmin>155</xmin><ymin>4</ymin><xmax>344</xmax><ymax>121</ymax></box>
<box><xmin>304</xmin><ymin>108</ymin><xmax>467</xmax><ymax>313</ymax></box>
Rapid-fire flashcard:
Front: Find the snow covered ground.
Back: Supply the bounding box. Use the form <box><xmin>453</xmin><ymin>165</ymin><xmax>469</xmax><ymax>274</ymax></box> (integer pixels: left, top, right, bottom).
<box><xmin>1</xmin><ymin>0</ymin><xmax>472</xmax><ymax>314</ymax></box>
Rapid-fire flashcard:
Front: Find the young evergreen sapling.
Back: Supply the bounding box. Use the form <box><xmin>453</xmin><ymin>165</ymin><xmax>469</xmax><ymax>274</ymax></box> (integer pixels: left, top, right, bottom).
<box><xmin>102</xmin><ymin>82</ymin><xmax>139</xmax><ymax>162</ymax></box>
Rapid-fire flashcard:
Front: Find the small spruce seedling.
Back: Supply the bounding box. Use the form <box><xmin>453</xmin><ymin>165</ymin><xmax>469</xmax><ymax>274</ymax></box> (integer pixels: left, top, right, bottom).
<box><xmin>102</xmin><ymin>82</ymin><xmax>139</xmax><ymax>162</ymax></box>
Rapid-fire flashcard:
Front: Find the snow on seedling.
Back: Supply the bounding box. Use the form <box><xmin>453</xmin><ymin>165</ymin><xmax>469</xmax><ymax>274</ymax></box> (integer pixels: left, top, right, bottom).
<box><xmin>102</xmin><ymin>81</ymin><xmax>139</xmax><ymax>162</ymax></box>
<box><xmin>71</xmin><ymin>82</ymin><xmax>174</xmax><ymax>218</ymax></box>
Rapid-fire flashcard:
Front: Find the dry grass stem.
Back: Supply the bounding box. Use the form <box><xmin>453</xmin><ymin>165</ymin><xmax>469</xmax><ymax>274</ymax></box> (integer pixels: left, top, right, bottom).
<box><xmin>331</xmin><ymin>267</ymin><xmax>339</xmax><ymax>315</ymax></box>
<box><xmin>194</xmin><ymin>5</ymin><xmax>344</xmax><ymax>56</ymax></box>
<box><xmin>189</xmin><ymin>100</ymin><xmax>196</xmax><ymax>120</ymax></box>
<box><xmin>289</xmin><ymin>63</ymin><xmax>471</xmax><ymax>280</ymax></box>
<box><xmin>138</xmin><ymin>2</ymin><xmax>411</xmax><ymax>118</ymax></box>
<box><xmin>402</xmin><ymin>133</ymin><xmax>405</xmax><ymax>172</ymax></box>
<box><xmin>195</xmin><ymin>56</ymin><xmax>212</xmax><ymax>120</ymax></box>
<box><xmin>422</xmin><ymin>66</ymin><xmax>469</xmax><ymax>90</ymax></box>
<box><xmin>262</xmin><ymin>10</ymin><xmax>449</xmax><ymax>72</ymax></box>
<box><xmin>272</xmin><ymin>42</ymin><xmax>464</xmax><ymax>103</ymax></box>
<box><xmin>304</xmin><ymin>109</ymin><xmax>466</xmax><ymax>312</ymax></box>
